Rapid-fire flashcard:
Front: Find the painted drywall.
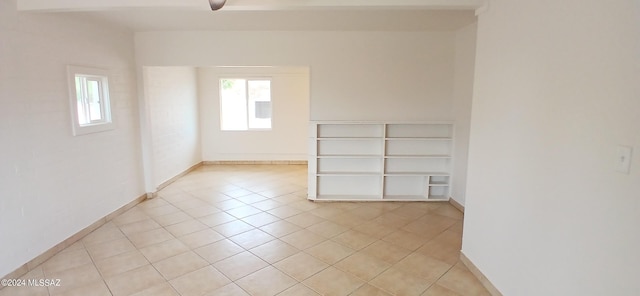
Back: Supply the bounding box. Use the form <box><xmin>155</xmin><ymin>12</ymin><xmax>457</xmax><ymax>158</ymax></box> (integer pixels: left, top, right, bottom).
<box><xmin>462</xmin><ymin>0</ymin><xmax>640</xmax><ymax>295</ymax></box>
<box><xmin>198</xmin><ymin>67</ymin><xmax>309</xmax><ymax>161</ymax></box>
<box><xmin>134</xmin><ymin>31</ymin><xmax>455</xmax><ymax>122</ymax></box>
<box><xmin>450</xmin><ymin>23</ymin><xmax>477</xmax><ymax>206</ymax></box>
<box><xmin>0</xmin><ymin>0</ymin><xmax>143</xmax><ymax>277</ymax></box>
<box><xmin>144</xmin><ymin>67</ymin><xmax>201</xmax><ymax>186</ymax></box>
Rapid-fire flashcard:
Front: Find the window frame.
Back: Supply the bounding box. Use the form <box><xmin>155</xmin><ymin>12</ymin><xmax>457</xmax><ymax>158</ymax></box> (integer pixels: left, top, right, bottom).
<box><xmin>67</xmin><ymin>65</ymin><xmax>114</xmax><ymax>136</ymax></box>
<box><xmin>219</xmin><ymin>77</ymin><xmax>273</xmax><ymax>131</ymax></box>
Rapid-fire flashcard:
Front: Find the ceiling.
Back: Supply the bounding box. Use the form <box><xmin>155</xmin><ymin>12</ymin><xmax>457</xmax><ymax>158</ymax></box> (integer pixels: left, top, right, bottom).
<box><xmin>18</xmin><ymin>0</ymin><xmax>482</xmax><ymax>32</ymax></box>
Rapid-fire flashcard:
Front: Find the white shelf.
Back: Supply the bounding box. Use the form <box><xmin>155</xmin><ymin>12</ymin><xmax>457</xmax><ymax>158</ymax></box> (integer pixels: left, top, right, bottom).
<box><xmin>308</xmin><ymin>121</ymin><xmax>453</xmax><ymax>202</ymax></box>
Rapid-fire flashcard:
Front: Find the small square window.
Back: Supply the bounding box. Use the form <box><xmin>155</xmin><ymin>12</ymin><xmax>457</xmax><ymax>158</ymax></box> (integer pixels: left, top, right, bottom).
<box><xmin>220</xmin><ymin>78</ymin><xmax>272</xmax><ymax>131</ymax></box>
<box><xmin>67</xmin><ymin>66</ymin><xmax>114</xmax><ymax>136</ymax></box>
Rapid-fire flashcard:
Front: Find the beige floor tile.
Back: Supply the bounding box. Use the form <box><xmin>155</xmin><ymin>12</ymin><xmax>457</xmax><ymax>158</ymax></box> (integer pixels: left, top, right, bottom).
<box><xmin>259</xmin><ymin>220</ymin><xmax>302</xmax><ymax>238</ymax></box>
<box><xmin>139</xmin><ymin>238</ymin><xmax>190</xmax><ymax>263</ymax></box>
<box><xmin>415</xmin><ymin>230</ymin><xmax>462</xmax><ymax>265</ymax></box>
<box><xmin>353</xmin><ymin>221</ymin><xmax>397</xmax><ymax>239</ymax></box>
<box><xmin>178</xmin><ymin>228</ymin><xmax>225</xmax><ymax>249</ymax></box>
<box><xmin>349</xmin><ymin>205</ymin><xmax>387</xmax><ymax>220</ymax></box>
<box><xmin>278</xmin><ymin>283</ymin><xmax>321</xmax><ymax>296</ymax></box>
<box><xmin>95</xmin><ymin>250</ymin><xmax>149</xmax><ymax>278</ymax></box>
<box><xmin>153</xmin><ymin>251</ymin><xmax>209</xmax><ymax>280</ymax></box>
<box><xmin>170</xmin><ymin>266</ymin><xmax>231</xmax><ymax>296</ymax></box>
<box><xmin>428</xmin><ymin>204</ymin><xmax>464</xmax><ymax>220</ymax></box>
<box><xmin>172</xmin><ymin>198</ymin><xmax>210</xmax><ymax>211</ymax></box>
<box><xmin>421</xmin><ymin>284</ymin><xmax>461</xmax><ymax>296</ymax></box>
<box><xmin>308</xmin><ymin>206</ymin><xmax>344</xmax><ymax>219</ymax></box>
<box><xmin>435</xmin><ymin>264</ymin><xmax>491</xmax><ymax>296</ymax></box>
<box><xmin>213</xmin><ymin>220</ymin><xmax>255</xmax><ymax>237</ymax></box>
<box><xmin>126</xmin><ymin>228</ymin><xmax>175</xmax><ymax>248</ymax></box>
<box><xmin>332</xmin><ymin>230</ymin><xmax>377</xmax><ymax>250</ymax></box>
<box><xmin>273</xmin><ymin>252</ymin><xmax>329</xmax><ymax>281</ymax></box>
<box><xmin>241</xmin><ymin>212</ymin><xmax>281</xmax><ymax>227</ymax></box>
<box><xmin>0</xmin><ymin>285</ymin><xmax>49</xmax><ymax>296</ymax></box>
<box><xmin>329</xmin><ymin>213</ymin><xmax>367</xmax><ymax>228</ymax></box>
<box><xmin>373</xmin><ymin>213</ymin><xmax>414</xmax><ymax>229</ymax></box>
<box><xmin>213</xmin><ymin>199</ymin><xmax>247</xmax><ymax>211</ymax></box>
<box><xmin>351</xmin><ymin>284</ymin><xmax>393</xmax><ymax>296</ymax></box>
<box><xmin>0</xmin><ymin>267</ymin><xmax>49</xmax><ymax>296</ymax></box>
<box><xmin>203</xmin><ymin>283</ymin><xmax>249</xmax><ymax>296</ymax></box>
<box><xmin>227</xmin><ymin>205</ymin><xmax>263</xmax><ymax>219</ymax></box>
<box><xmin>198</xmin><ymin>212</ymin><xmax>237</xmax><ymax>227</ymax></box>
<box><xmin>280</xmin><ymin>229</ymin><xmax>326</xmax><ymax>250</ymax></box>
<box><xmin>267</xmin><ymin>205</ymin><xmax>303</xmax><ymax>219</ymax></box>
<box><xmin>213</xmin><ymin>251</ymin><xmax>269</xmax><ymax>281</ymax></box>
<box><xmin>183</xmin><ymin>205</ymin><xmax>221</xmax><ymax>218</ymax></box>
<box><xmin>17</xmin><ymin>166</ymin><xmax>487</xmax><ymax>296</ymax></box>
<box><xmin>194</xmin><ymin>239</ymin><xmax>244</xmax><ymax>263</ymax></box>
<box><xmin>285</xmin><ymin>212</ymin><xmax>326</xmax><ymax>228</ymax></box>
<box><xmin>112</xmin><ymin>209</ymin><xmax>150</xmax><ymax>226</ymax></box>
<box><xmin>252</xmin><ymin>199</ymin><xmax>284</xmax><ymax>211</ymax></box>
<box><xmin>235</xmin><ymin>266</ymin><xmax>297</xmax><ymax>296</ymax></box>
<box><xmin>86</xmin><ymin>237</ymin><xmax>136</xmax><ymax>261</ymax></box>
<box><xmin>334</xmin><ymin>252</ymin><xmax>391</xmax><ymax>281</ymax></box>
<box><xmin>249</xmin><ymin>239</ymin><xmax>299</xmax><ymax>264</ymax></box>
<box><xmin>394</xmin><ymin>253</ymin><xmax>452</xmax><ymax>283</ymax></box>
<box><xmin>130</xmin><ymin>282</ymin><xmax>179</xmax><ymax>296</ymax></box>
<box><xmin>42</xmin><ymin>248</ymin><xmax>93</xmax><ymax>275</ymax></box>
<box><xmin>47</xmin><ymin>263</ymin><xmax>103</xmax><ymax>295</ymax></box>
<box><xmin>229</xmin><ymin>229</ymin><xmax>275</xmax><ymax>249</ymax></box>
<box><xmin>305</xmin><ymin>240</ymin><xmax>355</xmax><ymax>264</ymax></box>
<box><xmin>82</xmin><ymin>223</ymin><xmax>126</xmax><ymax>246</ymax></box>
<box><xmin>361</xmin><ymin>240</ymin><xmax>412</xmax><ymax>264</ymax></box>
<box><xmin>236</xmin><ymin>193</ymin><xmax>268</xmax><ymax>204</ymax></box>
<box><xmin>165</xmin><ymin>219</ymin><xmax>208</xmax><ymax>237</ymax></box>
<box><xmin>142</xmin><ymin>204</ymin><xmax>182</xmax><ymax>217</ymax></box>
<box><xmin>370</xmin><ymin>267</ymin><xmax>431</xmax><ymax>296</ymax></box>
<box><xmin>118</xmin><ymin>218</ymin><xmax>162</xmax><ymax>235</ymax></box>
<box><xmin>382</xmin><ymin>229</ymin><xmax>431</xmax><ymax>251</ymax></box>
<box><xmin>152</xmin><ymin>211</ymin><xmax>193</xmax><ymax>227</ymax></box>
<box><xmin>303</xmin><ymin>266</ymin><xmax>364</xmax><ymax>296</ymax></box>
<box><xmin>307</xmin><ymin>220</ymin><xmax>349</xmax><ymax>238</ymax></box>
<box><xmin>105</xmin><ymin>265</ymin><xmax>165</xmax><ymax>296</ymax></box>
<box><xmin>51</xmin><ymin>280</ymin><xmax>111</xmax><ymax>296</ymax></box>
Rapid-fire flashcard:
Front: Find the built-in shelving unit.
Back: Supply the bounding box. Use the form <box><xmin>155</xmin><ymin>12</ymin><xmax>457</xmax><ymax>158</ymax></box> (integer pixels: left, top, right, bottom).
<box><xmin>308</xmin><ymin>122</ymin><xmax>454</xmax><ymax>201</ymax></box>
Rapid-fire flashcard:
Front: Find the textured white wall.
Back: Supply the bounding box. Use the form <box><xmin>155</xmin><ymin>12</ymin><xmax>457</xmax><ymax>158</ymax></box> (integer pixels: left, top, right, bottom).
<box><xmin>144</xmin><ymin>67</ymin><xmax>201</xmax><ymax>186</ymax></box>
<box><xmin>134</xmin><ymin>31</ymin><xmax>456</xmax><ymax>122</ymax></box>
<box><xmin>463</xmin><ymin>1</ymin><xmax>640</xmax><ymax>295</ymax></box>
<box><xmin>451</xmin><ymin>23</ymin><xmax>477</xmax><ymax>206</ymax></box>
<box><xmin>0</xmin><ymin>1</ymin><xmax>143</xmax><ymax>277</ymax></box>
<box><xmin>198</xmin><ymin>67</ymin><xmax>309</xmax><ymax>161</ymax></box>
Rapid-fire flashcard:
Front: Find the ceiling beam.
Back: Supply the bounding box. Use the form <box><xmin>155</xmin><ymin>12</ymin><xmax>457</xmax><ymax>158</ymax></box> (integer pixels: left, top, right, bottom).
<box><xmin>17</xmin><ymin>0</ymin><xmax>485</xmax><ymax>12</ymax></box>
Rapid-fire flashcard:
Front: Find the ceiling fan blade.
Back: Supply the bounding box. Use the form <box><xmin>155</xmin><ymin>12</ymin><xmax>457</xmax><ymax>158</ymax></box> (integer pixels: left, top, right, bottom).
<box><xmin>209</xmin><ymin>0</ymin><xmax>226</xmax><ymax>11</ymax></box>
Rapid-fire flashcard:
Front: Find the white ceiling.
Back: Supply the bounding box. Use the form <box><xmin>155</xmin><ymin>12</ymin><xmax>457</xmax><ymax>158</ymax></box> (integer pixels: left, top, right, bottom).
<box><xmin>18</xmin><ymin>0</ymin><xmax>482</xmax><ymax>31</ymax></box>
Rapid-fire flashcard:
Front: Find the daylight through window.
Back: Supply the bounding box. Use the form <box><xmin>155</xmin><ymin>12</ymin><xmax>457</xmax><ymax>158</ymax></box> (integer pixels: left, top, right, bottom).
<box><xmin>67</xmin><ymin>66</ymin><xmax>114</xmax><ymax>136</ymax></box>
<box><xmin>220</xmin><ymin>78</ymin><xmax>272</xmax><ymax>131</ymax></box>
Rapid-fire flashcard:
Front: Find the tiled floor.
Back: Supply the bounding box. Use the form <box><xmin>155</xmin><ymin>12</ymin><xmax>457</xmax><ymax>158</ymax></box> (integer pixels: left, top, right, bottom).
<box><xmin>1</xmin><ymin>165</ymin><xmax>490</xmax><ymax>296</ymax></box>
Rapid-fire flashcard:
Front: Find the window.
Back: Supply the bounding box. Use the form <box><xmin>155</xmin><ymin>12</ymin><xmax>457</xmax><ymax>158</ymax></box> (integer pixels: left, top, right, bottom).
<box><xmin>67</xmin><ymin>66</ymin><xmax>114</xmax><ymax>135</ymax></box>
<box><xmin>220</xmin><ymin>78</ymin><xmax>272</xmax><ymax>131</ymax></box>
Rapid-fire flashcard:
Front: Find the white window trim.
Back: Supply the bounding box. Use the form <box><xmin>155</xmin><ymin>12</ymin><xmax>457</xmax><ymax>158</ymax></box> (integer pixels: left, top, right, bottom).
<box><xmin>67</xmin><ymin>65</ymin><xmax>114</xmax><ymax>136</ymax></box>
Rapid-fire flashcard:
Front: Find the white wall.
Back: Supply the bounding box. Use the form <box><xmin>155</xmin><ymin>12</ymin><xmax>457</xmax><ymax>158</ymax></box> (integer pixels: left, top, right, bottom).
<box><xmin>134</xmin><ymin>31</ymin><xmax>456</xmax><ymax>121</ymax></box>
<box><xmin>463</xmin><ymin>1</ymin><xmax>640</xmax><ymax>295</ymax></box>
<box><xmin>144</xmin><ymin>67</ymin><xmax>201</xmax><ymax>186</ymax></box>
<box><xmin>198</xmin><ymin>67</ymin><xmax>309</xmax><ymax>161</ymax></box>
<box><xmin>451</xmin><ymin>23</ymin><xmax>477</xmax><ymax>206</ymax></box>
<box><xmin>0</xmin><ymin>0</ymin><xmax>143</xmax><ymax>278</ymax></box>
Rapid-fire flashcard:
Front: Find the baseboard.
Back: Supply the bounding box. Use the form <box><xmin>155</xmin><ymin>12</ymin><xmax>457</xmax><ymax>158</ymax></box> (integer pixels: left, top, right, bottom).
<box><xmin>155</xmin><ymin>162</ymin><xmax>203</xmax><ymax>193</ymax></box>
<box><xmin>203</xmin><ymin>160</ymin><xmax>308</xmax><ymax>165</ymax></box>
<box><xmin>449</xmin><ymin>198</ymin><xmax>465</xmax><ymax>213</ymax></box>
<box><xmin>0</xmin><ymin>193</ymin><xmax>147</xmax><ymax>282</ymax></box>
<box><xmin>460</xmin><ymin>252</ymin><xmax>503</xmax><ymax>296</ymax></box>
